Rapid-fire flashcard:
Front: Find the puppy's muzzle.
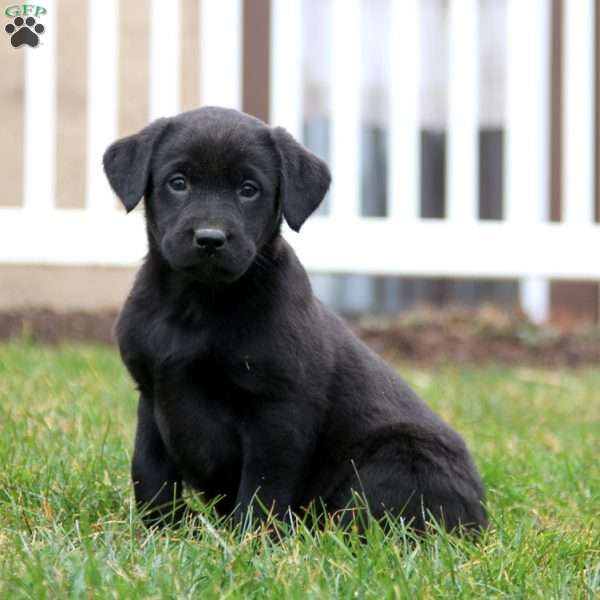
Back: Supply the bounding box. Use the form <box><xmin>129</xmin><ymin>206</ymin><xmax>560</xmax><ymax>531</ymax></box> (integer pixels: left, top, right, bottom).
<box><xmin>193</xmin><ymin>228</ymin><xmax>227</xmax><ymax>255</ymax></box>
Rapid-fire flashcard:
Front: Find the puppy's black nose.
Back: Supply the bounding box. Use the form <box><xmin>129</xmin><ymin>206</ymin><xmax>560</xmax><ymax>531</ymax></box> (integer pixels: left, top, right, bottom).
<box><xmin>194</xmin><ymin>228</ymin><xmax>226</xmax><ymax>252</ymax></box>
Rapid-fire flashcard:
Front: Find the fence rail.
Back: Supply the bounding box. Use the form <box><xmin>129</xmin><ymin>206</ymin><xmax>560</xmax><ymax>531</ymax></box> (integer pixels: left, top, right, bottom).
<box><xmin>0</xmin><ymin>0</ymin><xmax>598</xmax><ymax>323</ymax></box>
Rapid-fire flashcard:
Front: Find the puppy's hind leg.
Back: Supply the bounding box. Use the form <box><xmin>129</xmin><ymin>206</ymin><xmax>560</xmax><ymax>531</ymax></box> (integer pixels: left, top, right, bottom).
<box><xmin>326</xmin><ymin>427</ymin><xmax>487</xmax><ymax>534</ymax></box>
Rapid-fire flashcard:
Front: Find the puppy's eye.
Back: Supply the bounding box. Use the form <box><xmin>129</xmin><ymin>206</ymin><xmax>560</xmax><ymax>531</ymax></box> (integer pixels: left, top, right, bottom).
<box><xmin>168</xmin><ymin>174</ymin><xmax>187</xmax><ymax>192</ymax></box>
<box><xmin>239</xmin><ymin>180</ymin><xmax>260</xmax><ymax>200</ymax></box>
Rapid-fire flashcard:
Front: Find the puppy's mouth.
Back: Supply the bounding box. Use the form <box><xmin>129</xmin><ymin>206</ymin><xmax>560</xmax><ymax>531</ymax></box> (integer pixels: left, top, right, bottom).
<box><xmin>179</xmin><ymin>262</ymin><xmax>248</xmax><ymax>284</ymax></box>
<box><xmin>160</xmin><ymin>231</ymin><xmax>257</xmax><ymax>285</ymax></box>
<box><xmin>164</xmin><ymin>248</ymin><xmax>256</xmax><ymax>285</ymax></box>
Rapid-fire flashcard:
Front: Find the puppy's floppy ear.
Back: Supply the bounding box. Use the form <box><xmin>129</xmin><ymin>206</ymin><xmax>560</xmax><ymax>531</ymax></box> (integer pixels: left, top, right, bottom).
<box><xmin>272</xmin><ymin>127</ymin><xmax>331</xmax><ymax>232</ymax></box>
<box><xmin>103</xmin><ymin>119</ymin><xmax>168</xmax><ymax>212</ymax></box>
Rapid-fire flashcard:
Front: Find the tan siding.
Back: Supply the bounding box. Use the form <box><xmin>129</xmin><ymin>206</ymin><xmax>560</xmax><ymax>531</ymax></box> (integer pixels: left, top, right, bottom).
<box><xmin>0</xmin><ymin>265</ymin><xmax>135</xmax><ymax>310</ymax></box>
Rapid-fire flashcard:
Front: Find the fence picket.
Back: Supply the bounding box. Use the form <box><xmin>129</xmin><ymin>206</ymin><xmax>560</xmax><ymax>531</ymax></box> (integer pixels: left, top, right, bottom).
<box><xmin>23</xmin><ymin>0</ymin><xmax>56</xmax><ymax>211</ymax></box>
<box><xmin>199</xmin><ymin>0</ymin><xmax>242</xmax><ymax>109</ymax></box>
<box><xmin>329</xmin><ymin>0</ymin><xmax>361</xmax><ymax>219</ymax></box>
<box><xmin>149</xmin><ymin>0</ymin><xmax>181</xmax><ymax>120</ymax></box>
<box><xmin>562</xmin><ymin>0</ymin><xmax>595</xmax><ymax>224</ymax></box>
<box><xmin>447</xmin><ymin>0</ymin><xmax>479</xmax><ymax>222</ymax></box>
<box><xmin>387</xmin><ymin>0</ymin><xmax>420</xmax><ymax>221</ymax></box>
<box><xmin>85</xmin><ymin>0</ymin><xmax>118</xmax><ymax>212</ymax></box>
<box><xmin>504</xmin><ymin>0</ymin><xmax>551</xmax><ymax>322</ymax></box>
<box><xmin>270</xmin><ymin>0</ymin><xmax>302</xmax><ymax>138</ymax></box>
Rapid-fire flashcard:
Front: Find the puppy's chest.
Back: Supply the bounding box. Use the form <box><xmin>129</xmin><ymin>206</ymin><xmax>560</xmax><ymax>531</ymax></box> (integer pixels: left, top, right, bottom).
<box><xmin>151</xmin><ymin>346</ymin><xmax>288</xmax><ymax>477</ymax></box>
<box><xmin>144</xmin><ymin>314</ymin><xmax>296</xmax><ymax>427</ymax></box>
<box><xmin>155</xmin><ymin>350</ymin><xmax>282</xmax><ymax>410</ymax></box>
<box><xmin>153</xmin><ymin>375</ymin><xmax>241</xmax><ymax>486</ymax></box>
<box><xmin>152</xmin><ymin>319</ymin><xmax>292</xmax><ymax>397</ymax></box>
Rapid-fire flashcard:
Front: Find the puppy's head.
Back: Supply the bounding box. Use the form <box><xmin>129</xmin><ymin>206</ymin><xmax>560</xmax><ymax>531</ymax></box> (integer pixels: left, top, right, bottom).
<box><xmin>103</xmin><ymin>107</ymin><xmax>330</xmax><ymax>284</ymax></box>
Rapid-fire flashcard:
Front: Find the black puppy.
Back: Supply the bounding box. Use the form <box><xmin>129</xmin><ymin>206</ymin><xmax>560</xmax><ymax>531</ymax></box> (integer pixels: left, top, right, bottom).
<box><xmin>103</xmin><ymin>107</ymin><xmax>486</xmax><ymax>533</ymax></box>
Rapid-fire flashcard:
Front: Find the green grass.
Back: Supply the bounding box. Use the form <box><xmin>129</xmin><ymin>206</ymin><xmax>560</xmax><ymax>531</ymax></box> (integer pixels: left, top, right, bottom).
<box><xmin>0</xmin><ymin>340</ymin><xmax>598</xmax><ymax>599</ymax></box>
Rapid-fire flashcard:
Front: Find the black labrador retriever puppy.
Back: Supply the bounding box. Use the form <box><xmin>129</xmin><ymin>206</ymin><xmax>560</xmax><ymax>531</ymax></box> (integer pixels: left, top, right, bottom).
<box><xmin>103</xmin><ymin>106</ymin><xmax>487</xmax><ymax>533</ymax></box>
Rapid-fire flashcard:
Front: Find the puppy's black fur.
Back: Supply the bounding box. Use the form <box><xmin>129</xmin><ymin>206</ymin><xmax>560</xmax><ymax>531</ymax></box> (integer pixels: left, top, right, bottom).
<box><xmin>103</xmin><ymin>107</ymin><xmax>486</xmax><ymax>533</ymax></box>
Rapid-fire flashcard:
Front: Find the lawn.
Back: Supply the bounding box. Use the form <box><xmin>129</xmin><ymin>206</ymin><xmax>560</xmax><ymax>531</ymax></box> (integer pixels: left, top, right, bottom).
<box><xmin>0</xmin><ymin>341</ymin><xmax>598</xmax><ymax>599</ymax></box>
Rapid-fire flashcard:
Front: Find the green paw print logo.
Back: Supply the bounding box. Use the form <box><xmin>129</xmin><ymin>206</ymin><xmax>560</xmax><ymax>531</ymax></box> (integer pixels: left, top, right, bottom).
<box><xmin>4</xmin><ymin>4</ymin><xmax>47</xmax><ymax>48</ymax></box>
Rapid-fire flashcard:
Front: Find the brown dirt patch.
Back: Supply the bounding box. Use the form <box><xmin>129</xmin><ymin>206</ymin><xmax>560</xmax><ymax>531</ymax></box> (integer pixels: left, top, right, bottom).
<box><xmin>0</xmin><ymin>309</ymin><xmax>117</xmax><ymax>345</ymax></box>
<box><xmin>352</xmin><ymin>307</ymin><xmax>600</xmax><ymax>367</ymax></box>
<box><xmin>1</xmin><ymin>306</ymin><xmax>600</xmax><ymax>367</ymax></box>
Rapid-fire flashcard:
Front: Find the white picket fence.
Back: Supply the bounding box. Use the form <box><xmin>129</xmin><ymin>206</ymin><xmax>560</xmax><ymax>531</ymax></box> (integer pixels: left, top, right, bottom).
<box><xmin>0</xmin><ymin>0</ymin><xmax>598</xmax><ymax>322</ymax></box>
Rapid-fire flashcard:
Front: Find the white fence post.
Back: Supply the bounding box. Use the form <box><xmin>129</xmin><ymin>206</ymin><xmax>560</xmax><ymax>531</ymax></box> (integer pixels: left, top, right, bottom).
<box><xmin>329</xmin><ymin>0</ymin><xmax>361</xmax><ymax>220</ymax></box>
<box><xmin>149</xmin><ymin>0</ymin><xmax>181</xmax><ymax>120</ymax></box>
<box><xmin>505</xmin><ymin>0</ymin><xmax>551</xmax><ymax>322</ymax></box>
<box><xmin>447</xmin><ymin>0</ymin><xmax>479</xmax><ymax>223</ymax></box>
<box><xmin>85</xmin><ymin>0</ymin><xmax>119</xmax><ymax>213</ymax></box>
<box><xmin>270</xmin><ymin>0</ymin><xmax>302</xmax><ymax>137</ymax></box>
<box><xmin>23</xmin><ymin>0</ymin><xmax>56</xmax><ymax>211</ymax></box>
<box><xmin>199</xmin><ymin>0</ymin><xmax>242</xmax><ymax>109</ymax></box>
<box><xmin>387</xmin><ymin>0</ymin><xmax>420</xmax><ymax>221</ymax></box>
<box><xmin>562</xmin><ymin>0</ymin><xmax>595</xmax><ymax>225</ymax></box>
